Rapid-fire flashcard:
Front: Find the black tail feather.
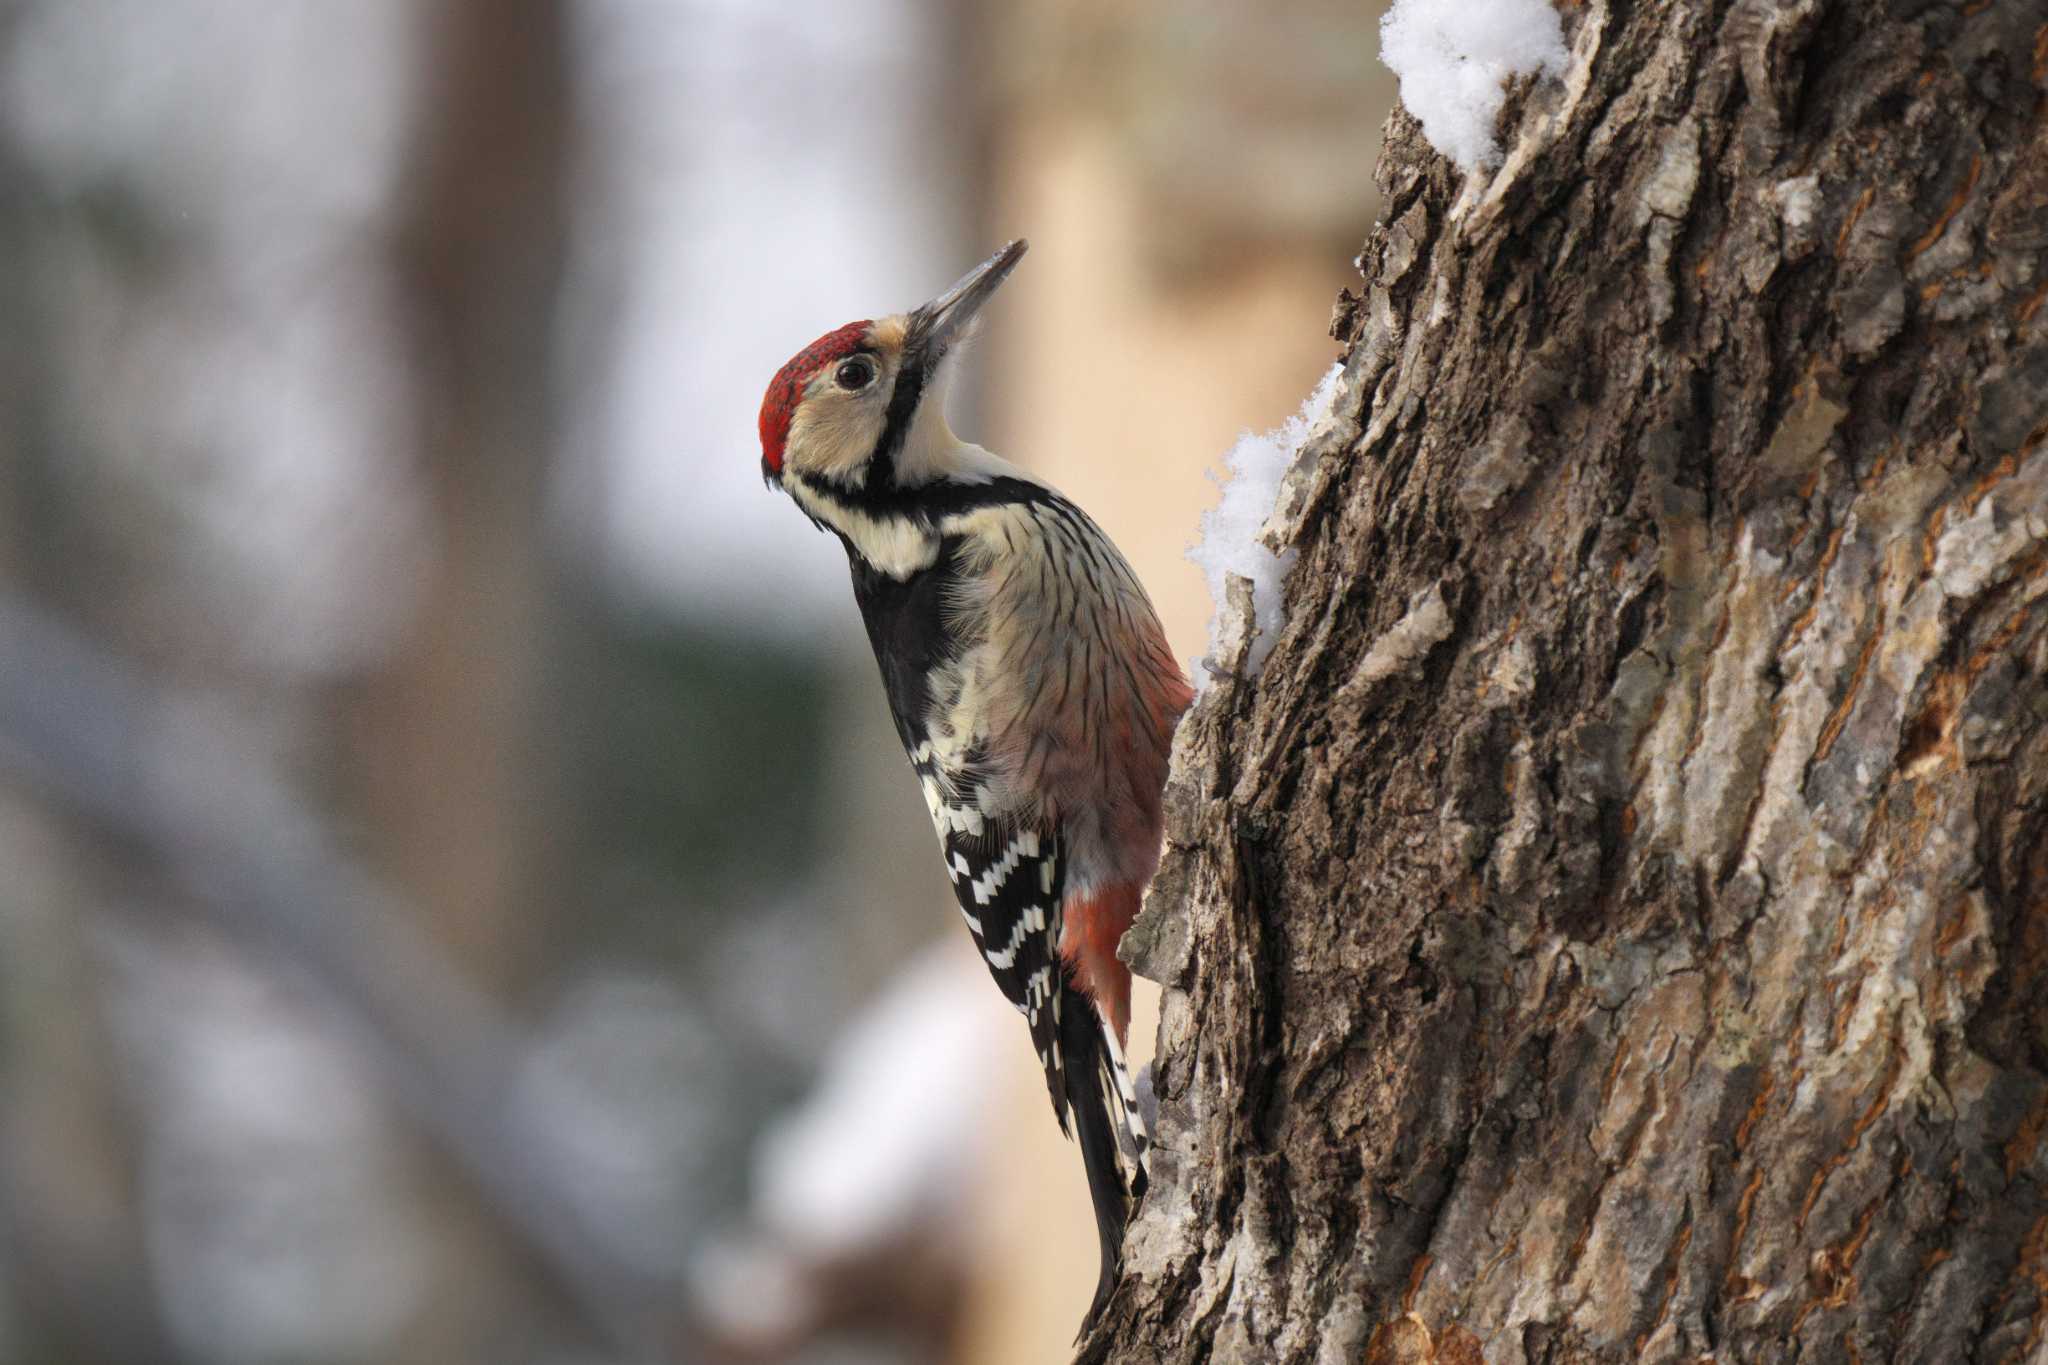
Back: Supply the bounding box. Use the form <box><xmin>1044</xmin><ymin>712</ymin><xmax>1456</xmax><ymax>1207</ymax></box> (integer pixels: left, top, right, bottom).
<box><xmin>1059</xmin><ymin>982</ymin><xmax>1139</xmax><ymax>1340</ymax></box>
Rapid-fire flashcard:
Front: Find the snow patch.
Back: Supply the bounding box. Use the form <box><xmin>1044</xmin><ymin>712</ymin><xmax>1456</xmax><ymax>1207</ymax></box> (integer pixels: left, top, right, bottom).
<box><xmin>751</xmin><ymin>940</ymin><xmax>1008</xmax><ymax>1261</ymax></box>
<box><xmin>1379</xmin><ymin>0</ymin><xmax>1568</xmax><ymax>171</ymax></box>
<box><xmin>1191</xmin><ymin>364</ymin><xmax>1342</xmax><ymax>690</ymax></box>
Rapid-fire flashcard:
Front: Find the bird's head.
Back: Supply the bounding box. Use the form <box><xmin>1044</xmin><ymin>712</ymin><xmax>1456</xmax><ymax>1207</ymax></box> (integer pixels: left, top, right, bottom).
<box><xmin>758</xmin><ymin>240</ymin><xmax>1027</xmax><ymax>497</ymax></box>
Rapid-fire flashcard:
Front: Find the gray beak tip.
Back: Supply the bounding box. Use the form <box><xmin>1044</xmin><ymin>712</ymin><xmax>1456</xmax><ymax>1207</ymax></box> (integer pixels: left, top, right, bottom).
<box><xmin>916</xmin><ymin>239</ymin><xmax>1031</xmax><ymax>344</ymax></box>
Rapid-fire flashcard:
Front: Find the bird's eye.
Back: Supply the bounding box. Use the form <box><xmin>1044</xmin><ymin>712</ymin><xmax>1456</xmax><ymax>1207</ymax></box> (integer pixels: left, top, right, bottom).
<box><xmin>835</xmin><ymin>357</ymin><xmax>876</xmax><ymax>391</ymax></box>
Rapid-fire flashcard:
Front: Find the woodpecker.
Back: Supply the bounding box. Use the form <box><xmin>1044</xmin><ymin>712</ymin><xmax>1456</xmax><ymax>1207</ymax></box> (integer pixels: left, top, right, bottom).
<box><xmin>758</xmin><ymin>240</ymin><xmax>1192</xmax><ymax>1332</ymax></box>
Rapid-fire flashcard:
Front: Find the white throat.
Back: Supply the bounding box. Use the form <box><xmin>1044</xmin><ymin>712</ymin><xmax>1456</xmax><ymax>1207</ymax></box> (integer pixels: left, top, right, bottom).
<box><xmin>787</xmin><ymin>477</ymin><xmax>941</xmax><ymax>580</ymax></box>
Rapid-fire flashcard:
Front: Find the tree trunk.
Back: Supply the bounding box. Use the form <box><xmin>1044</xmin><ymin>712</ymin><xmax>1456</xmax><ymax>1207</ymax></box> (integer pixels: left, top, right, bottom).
<box><xmin>341</xmin><ymin>0</ymin><xmax>569</xmax><ymax>983</ymax></box>
<box><xmin>1092</xmin><ymin>3</ymin><xmax>2048</xmax><ymax>1361</ymax></box>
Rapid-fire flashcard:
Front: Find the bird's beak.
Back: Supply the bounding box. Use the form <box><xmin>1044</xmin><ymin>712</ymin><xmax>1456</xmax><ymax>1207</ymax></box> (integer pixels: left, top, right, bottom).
<box><xmin>907</xmin><ymin>238</ymin><xmax>1027</xmax><ymax>370</ymax></box>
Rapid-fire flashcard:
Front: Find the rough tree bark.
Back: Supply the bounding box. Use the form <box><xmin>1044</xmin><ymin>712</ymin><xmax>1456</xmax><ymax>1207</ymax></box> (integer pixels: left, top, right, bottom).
<box><xmin>1090</xmin><ymin>2</ymin><xmax>2048</xmax><ymax>1361</ymax></box>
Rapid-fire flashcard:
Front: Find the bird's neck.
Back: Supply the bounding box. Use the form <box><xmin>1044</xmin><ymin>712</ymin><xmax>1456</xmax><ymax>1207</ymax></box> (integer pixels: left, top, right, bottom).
<box><xmin>791</xmin><ymin>434</ymin><xmax>1049</xmax><ymax>582</ymax></box>
<box><xmin>793</xmin><ymin>475</ymin><xmax>946</xmax><ymax>579</ymax></box>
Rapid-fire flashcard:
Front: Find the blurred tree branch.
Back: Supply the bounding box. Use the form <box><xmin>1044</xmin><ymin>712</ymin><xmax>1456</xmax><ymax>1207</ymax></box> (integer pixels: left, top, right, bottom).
<box><xmin>0</xmin><ymin>594</ymin><xmax>701</xmax><ymax>1364</ymax></box>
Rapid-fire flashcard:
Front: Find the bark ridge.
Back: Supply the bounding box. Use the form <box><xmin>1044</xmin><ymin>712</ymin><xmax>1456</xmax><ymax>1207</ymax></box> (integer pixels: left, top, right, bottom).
<box><xmin>1092</xmin><ymin>3</ymin><xmax>2048</xmax><ymax>1361</ymax></box>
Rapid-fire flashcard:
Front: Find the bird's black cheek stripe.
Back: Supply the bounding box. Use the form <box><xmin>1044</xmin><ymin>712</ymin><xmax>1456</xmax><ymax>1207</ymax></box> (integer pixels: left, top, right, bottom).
<box><xmin>868</xmin><ymin>338</ymin><xmax>931</xmax><ymax>489</ymax></box>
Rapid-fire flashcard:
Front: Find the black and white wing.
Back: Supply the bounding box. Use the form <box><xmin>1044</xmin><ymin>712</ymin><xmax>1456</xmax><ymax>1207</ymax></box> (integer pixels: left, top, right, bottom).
<box><xmin>915</xmin><ymin>760</ymin><xmax>1073</xmax><ymax>1129</ymax></box>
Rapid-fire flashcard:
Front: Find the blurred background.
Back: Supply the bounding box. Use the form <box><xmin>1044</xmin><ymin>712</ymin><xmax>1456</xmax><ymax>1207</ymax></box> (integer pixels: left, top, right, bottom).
<box><xmin>0</xmin><ymin>2</ymin><xmax>1391</xmax><ymax>1361</ymax></box>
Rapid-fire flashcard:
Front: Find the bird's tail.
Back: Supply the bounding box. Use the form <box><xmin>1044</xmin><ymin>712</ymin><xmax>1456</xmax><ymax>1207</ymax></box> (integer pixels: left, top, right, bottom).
<box><xmin>1058</xmin><ymin>979</ymin><xmax>1149</xmax><ymax>1340</ymax></box>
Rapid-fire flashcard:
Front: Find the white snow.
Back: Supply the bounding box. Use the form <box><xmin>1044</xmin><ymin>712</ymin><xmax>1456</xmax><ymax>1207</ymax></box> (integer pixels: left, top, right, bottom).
<box><xmin>1190</xmin><ymin>365</ymin><xmax>1343</xmax><ymax>690</ymax></box>
<box><xmin>692</xmin><ymin>941</ymin><xmax>1010</xmax><ymax>1346</ymax></box>
<box><xmin>1379</xmin><ymin>0</ymin><xmax>1568</xmax><ymax>171</ymax></box>
<box><xmin>750</xmin><ymin>938</ymin><xmax>1010</xmax><ymax>1261</ymax></box>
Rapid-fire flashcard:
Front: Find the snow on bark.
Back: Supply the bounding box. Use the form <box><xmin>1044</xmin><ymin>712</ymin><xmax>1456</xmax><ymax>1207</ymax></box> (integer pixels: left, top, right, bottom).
<box><xmin>1378</xmin><ymin>0</ymin><xmax>1567</xmax><ymax>171</ymax></box>
<box><xmin>1189</xmin><ymin>365</ymin><xmax>1342</xmax><ymax>691</ymax></box>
